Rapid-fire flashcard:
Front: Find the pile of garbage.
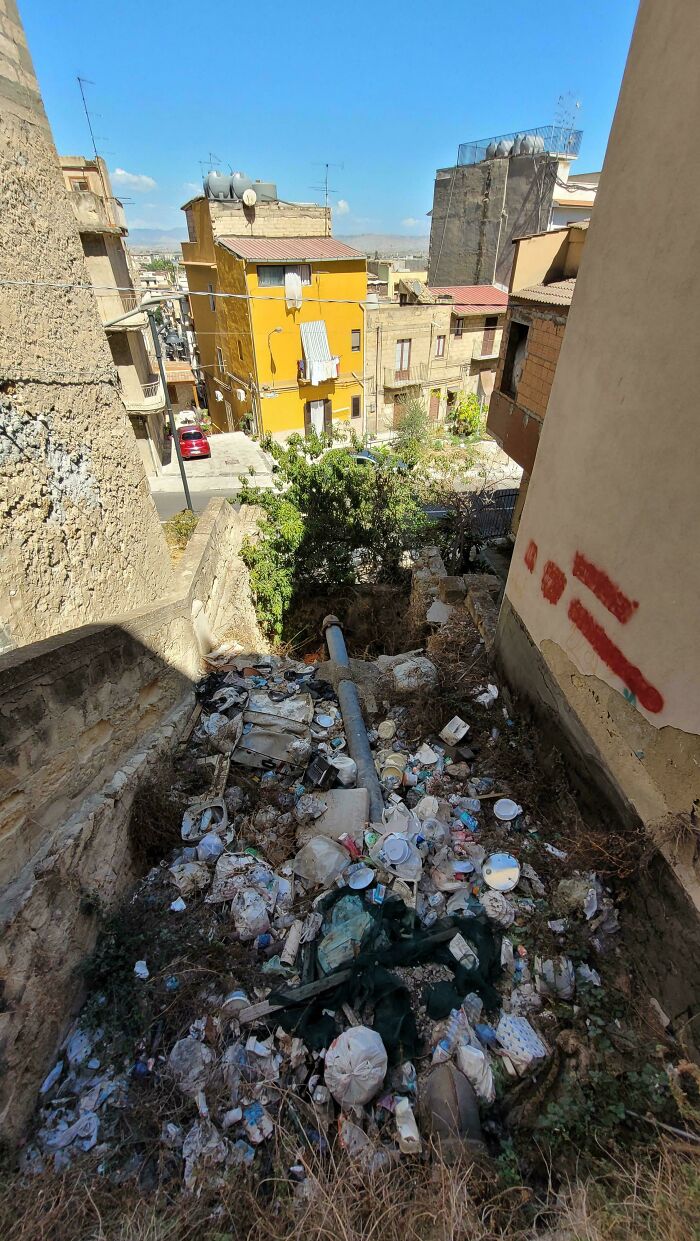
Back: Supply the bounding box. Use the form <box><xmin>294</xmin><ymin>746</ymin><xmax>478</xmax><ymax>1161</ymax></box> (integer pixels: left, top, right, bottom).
<box><xmin>26</xmin><ymin>645</ymin><xmax>628</xmax><ymax>1187</ymax></box>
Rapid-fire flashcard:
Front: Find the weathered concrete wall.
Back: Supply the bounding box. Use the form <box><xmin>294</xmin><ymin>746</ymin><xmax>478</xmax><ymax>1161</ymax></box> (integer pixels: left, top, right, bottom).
<box><xmin>494</xmin><ymin>0</ymin><xmax>700</xmax><ymax>1039</ymax></box>
<box><xmin>495</xmin><ymin>596</ymin><xmax>700</xmax><ymax>1042</ymax></box>
<box><xmin>428</xmin><ymin>155</ymin><xmax>556</xmax><ymax>288</ymax></box>
<box><xmin>0</xmin><ymin>0</ymin><xmax>174</xmax><ymax>652</ymax></box>
<box><xmin>0</xmin><ymin>498</ymin><xmax>267</xmax><ymax>1139</ymax></box>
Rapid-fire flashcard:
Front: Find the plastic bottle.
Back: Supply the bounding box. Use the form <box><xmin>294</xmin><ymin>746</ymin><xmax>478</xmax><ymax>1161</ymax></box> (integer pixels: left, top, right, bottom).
<box><xmin>395</xmin><ymin>1096</ymin><xmax>422</xmax><ymax>1154</ymax></box>
<box><xmin>431</xmin><ymin>1009</ymin><xmax>464</xmax><ymax>1063</ymax></box>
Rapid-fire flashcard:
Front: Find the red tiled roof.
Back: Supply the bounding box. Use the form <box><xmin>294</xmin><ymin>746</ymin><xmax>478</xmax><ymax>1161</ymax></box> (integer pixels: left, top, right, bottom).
<box><xmin>217</xmin><ymin>236</ymin><xmax>366</xmax><ymax>262</ymax></box>
<box><xmin>428</xmin><ymin>284</ymin><xmax>508</xmax><ymax>315</ymax></box>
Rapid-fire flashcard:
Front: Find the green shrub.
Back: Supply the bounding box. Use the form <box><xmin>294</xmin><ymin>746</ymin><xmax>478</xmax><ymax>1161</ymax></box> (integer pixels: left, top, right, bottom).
<box><xmin>393</xmin><ymin>396</ymin><xmax>432</xmax><ymax>466</ymax></box>
<box><xmin>448</xmin><ymin>392</ymin><xmax>484</xmax><ymax>437</ymax></box>
<box><xmin>237</xmin><ymin>432</ymin><xmax>426</xmax><ymax>638</ymax></box>
<box><xmin>163</xmin><ymin>507</ymin><xmax>198</xmax><ymax>552</ymax></box>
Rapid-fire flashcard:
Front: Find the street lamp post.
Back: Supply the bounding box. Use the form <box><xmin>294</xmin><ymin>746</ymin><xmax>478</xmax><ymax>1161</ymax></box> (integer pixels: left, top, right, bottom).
<box><xmin>146</xmin><ymin>306</ymin><xmax>193</xmax><ymax>512</ymax></box>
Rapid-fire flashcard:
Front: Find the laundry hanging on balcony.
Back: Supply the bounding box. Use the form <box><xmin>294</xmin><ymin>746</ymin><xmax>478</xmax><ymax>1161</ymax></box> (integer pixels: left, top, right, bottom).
<box><xmin>300</xmin><ymin>320</ymin><xmax>339</xmax><ymax>385</ymax></box>
<box><xmin>285</xmin><ymin>269</ymin><xmax>303</xmax><ymax>310</ymax></box>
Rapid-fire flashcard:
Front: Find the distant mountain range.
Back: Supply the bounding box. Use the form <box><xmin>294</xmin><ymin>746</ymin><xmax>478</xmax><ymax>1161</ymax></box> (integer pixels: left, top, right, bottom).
<box><xmin>339</xmin><ymin>233</ymin><xmax>429</xmax><ymax>257</ymax></box>
<box><xmin>127</xmin><ymin>226</ymin><xmax>430</xmax><ymax>258</ymax></box>
<box><xmin>128</xmin><ymin>227</ymin><xmax>187</xmax><ymax>251</ymax></box>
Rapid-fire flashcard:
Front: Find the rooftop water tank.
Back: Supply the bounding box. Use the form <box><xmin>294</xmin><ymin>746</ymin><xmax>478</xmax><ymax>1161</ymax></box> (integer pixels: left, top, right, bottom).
<box><xmin>519</xmin><ymin>134</ymin><xmax>535</xmax><ymax>155</ymax></box>
<box><xmin>532</xmin><ymin>135</ymin><xmax>545</xmax><ymax>154</ymax></box>
<box><xmin>231</xmin><ymin>171</ymin><xmax>253</xmax><ymax>199</ymax></box>
<box><xmin>252</xmin><ymin>180</ymin><xmax>277</xmax><ymax>202</ymax></box>
<box><xmin>495</xmin><ymin>139</ymin><xmax>513</xmax><ymax>158</ymax></box>
<box><xmin>204</xmin><ymin>171</ymin><xmax>231</xmax><ymax>200</ymax></box>
<box><xmin>485</xmin><ymin>141</ymin><xmax>497</xmax><ymax>160</ymax></box>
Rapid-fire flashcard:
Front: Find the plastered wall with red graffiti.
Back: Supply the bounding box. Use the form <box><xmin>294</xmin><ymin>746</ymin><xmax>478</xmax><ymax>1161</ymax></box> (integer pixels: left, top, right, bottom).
<box><xmin>506</xmin><ymin>513</ymin><xmax>700</xmax><ymax>736</ymax></box>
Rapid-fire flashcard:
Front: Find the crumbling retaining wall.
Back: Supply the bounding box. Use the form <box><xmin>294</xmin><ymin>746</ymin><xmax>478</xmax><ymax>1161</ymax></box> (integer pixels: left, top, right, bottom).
<box><xmin>0</xmin><ymin>498</ymin><xmax>266</xmax><ymax>1138</ymax></box>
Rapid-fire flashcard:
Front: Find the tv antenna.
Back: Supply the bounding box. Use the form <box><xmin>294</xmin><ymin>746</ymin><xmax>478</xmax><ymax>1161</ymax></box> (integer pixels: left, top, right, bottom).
<box><xmin>198</xmin><ymin>152</ymin><xmax>223</xmax><ymax>175</ymax></box>
<box><xmin>311</xmin><ymin>161</ymin><xmax>343</xmax><ymax>235</ymax></box>
<box><xmin>554</xmin><ymin>91</ymin><xmax>581</xmax><ymax>156</ymax></box>
<box><xmin>77</xmin><ymin>76</ymin><xmax>100</xmax><ymax>158</ymax></box>
<box><xmin>311</xmin><ymin>160</ymin><xmax>344</xmax><ymax>209</ymax></box>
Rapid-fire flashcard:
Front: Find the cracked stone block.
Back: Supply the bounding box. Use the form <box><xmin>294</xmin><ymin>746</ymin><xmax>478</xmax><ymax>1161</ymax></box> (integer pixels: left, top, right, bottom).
<box><xmin>438</xmin><ymin>576</ymin><xmax>467</xmax><ymax>604</ymax></box>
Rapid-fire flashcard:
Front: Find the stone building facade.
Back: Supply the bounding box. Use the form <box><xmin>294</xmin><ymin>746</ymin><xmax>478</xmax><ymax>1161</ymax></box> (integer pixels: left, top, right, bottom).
<box><xmin>364</xmin><ymin>283</ymin><xmax>506</xmax><ymax>434</ymax></box>
<box><xmin>0</xmin><ymin>0</ymin><xmax>174</xmax><ymax>650</ymax></box>
<box><xmin>58</xmin><ymin>155</ymin><xmax>167</xmax><ymax>477</ymax></box>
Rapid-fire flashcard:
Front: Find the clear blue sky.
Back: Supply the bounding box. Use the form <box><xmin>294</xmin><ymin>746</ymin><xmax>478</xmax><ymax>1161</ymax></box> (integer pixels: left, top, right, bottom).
<box><xmin>22</xmin><ymin>0</ymin><xmax>639</xmax><ymax>237</ymax></box>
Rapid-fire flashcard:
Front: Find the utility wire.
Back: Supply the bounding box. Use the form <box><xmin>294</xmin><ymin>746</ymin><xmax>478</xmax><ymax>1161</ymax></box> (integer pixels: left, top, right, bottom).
<box><xmin>0</xmin><ymin>278</ymin><xmax>386</xmax><ymax>308</ymax></box>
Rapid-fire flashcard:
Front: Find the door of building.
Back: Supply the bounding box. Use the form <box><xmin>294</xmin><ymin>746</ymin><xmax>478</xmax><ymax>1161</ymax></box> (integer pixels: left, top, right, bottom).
<box><xmin>429</xmin><ymin>389</ymin><xmax>440</xmax><ymax>422</ymax></box>
<box><xmin>304</xmin><ymin>399</ymin><xmax>333</xmax><ymax>437</ymax></box>
<box><xmin>310</xmin><ymin>399</ymin><xmax>325</xmax><ymax>433</ymax></box>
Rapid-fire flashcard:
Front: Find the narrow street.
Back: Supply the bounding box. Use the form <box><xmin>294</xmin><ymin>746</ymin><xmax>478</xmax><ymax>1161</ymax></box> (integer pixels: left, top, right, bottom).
<box><xmin>150</xmin><ymin>432</ymin><xmax>276</xmax><ymax>518</ymax></box>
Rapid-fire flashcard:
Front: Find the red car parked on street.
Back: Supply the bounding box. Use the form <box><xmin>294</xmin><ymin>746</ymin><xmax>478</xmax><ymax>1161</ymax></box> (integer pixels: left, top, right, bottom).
<box><xmin>177</xmin><ymin>426</ymin><xmax>211</xmax><ymax>460</ymax></box>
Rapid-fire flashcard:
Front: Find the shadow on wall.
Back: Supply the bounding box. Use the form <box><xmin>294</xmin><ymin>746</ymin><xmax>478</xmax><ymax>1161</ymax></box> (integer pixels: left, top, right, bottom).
<box><xmin>0</xmin><ymin>621</ymin><xmax>196</xmax><ymax>1142</ymax></box>
<box><xmin>0</xmin><ymin>499</ymin><xmax>267</xmax><ymax>1141</ymax></box>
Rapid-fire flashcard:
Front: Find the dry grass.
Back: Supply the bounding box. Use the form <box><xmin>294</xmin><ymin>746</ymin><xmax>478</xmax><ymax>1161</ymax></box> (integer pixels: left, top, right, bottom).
<box><xmin>2</xmin><ymin>1138</ymin><xmax>698</xmax><ymax>1241</ymax></box>
<box><xmin>163</xmin><ymin>510</ymin><xmax>199</xmax><ymax>563</ymax></box>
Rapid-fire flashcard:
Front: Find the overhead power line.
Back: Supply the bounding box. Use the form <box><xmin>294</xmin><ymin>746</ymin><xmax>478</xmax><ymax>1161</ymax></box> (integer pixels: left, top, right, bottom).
<box><xmin>0</xmin><ymin>278</ymin><xmax>377</xmax><ymax>308</ymax></box>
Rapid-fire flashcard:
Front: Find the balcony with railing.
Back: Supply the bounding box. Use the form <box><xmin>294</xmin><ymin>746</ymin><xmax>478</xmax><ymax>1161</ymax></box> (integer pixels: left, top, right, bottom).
<box><xmin>119</xmin><ymin>375</ymin><xmax>165</xmax><ymax>413</ymax></box>
<box><xmin>99</xmin><ymin>289</ymin><xmax>147</xmax><ymax>330</ymax></box>
<box><xmin>69</xmin><ymin>189</ymin><xmax>126</xmax><ymax>235</ymax></box>
<box><xmin>383</xmin><ymin>363</ymin><xmax>428</xmax><ymax>388</ymax></box>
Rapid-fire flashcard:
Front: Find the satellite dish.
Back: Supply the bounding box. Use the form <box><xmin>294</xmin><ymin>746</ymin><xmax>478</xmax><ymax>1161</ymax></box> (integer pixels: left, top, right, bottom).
<box><xmin>242</xmin><ymin>187</ymin><xmax>257</xmax><ymax>207</ymax></box>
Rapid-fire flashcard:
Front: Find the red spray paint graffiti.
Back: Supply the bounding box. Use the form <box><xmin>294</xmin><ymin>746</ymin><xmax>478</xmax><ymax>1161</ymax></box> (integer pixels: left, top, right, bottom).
<box><xmin>572</xmin><ymin>552</ymin><xmax>639</xmax><ymax>624</ymax></box>
<box><xmin>568</xmin><ymin>599</ymin><xmax>663</xmax><ymax>713</ymax></box>
<box><xmin>541</xmin><ymin>560</ymin><xmax>567</xmax><ymax>604</ymax></box>
<box><xmin>524</xmin><ymin>540</ymin><xmax>538</xmax><ymax>573</ymax></box>
<box><xmin>520</xmin><ymin>536</ymin><xmax>664</xmax><ymax>713</ymax></box>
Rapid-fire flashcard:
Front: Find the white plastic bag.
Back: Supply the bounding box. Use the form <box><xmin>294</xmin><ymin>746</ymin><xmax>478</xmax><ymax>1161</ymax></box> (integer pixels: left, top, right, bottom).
<box><xmin>230</xmin><ymin>888</ymin><xmax>270</xmax><ymax>941</ymax></box>
<box><xmin>455</xmin><ymin>1042</ymin><xmax>496</xmax><ymax>1104</ymax></box>
<box><xmin>324</xmin><ymin>1026</ymin><xmax>387</xmax><ymax>1107</ymax></box>
<box><xmin>293</xmin><ymin>836</ymin><xmax>348</xmax><ymax>886</ymax></box>
<box><xmin>331</xmin><ymin>754</ymin><xmax>357</xmax><ymax>787</ymax></box>
<box><xmin>169</xmin><ymin>860</ymin><xmax>212</xmax><ymax>896</ymax></box>
<box><xmin>196</xmin><ymin>832</ymin><xmax>226</xmax><ymax>863</ymax></box>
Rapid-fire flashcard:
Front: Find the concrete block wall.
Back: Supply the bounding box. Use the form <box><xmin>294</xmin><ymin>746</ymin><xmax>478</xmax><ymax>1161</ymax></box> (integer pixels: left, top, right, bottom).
<box><xmin>210</xmin><ymin>199</ymin><xmax>330</xmax><ymax>240</ymax></box>
<box><xmin>0</xmin><ymin>499</ymin><xmax>267</xmax><ymax>1139</ymax></box>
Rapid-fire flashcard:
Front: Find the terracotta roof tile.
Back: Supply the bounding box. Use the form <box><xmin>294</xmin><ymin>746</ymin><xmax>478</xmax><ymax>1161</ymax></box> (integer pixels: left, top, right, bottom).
<box><xmin>428</xmin><ymin>284</ymin><xmax>508</xmax><ymax>315</ymax></box>
<box><xmin>511</xmin><ymin>278</ymin><xmax>576</xmax><ymax>307</ymax></box>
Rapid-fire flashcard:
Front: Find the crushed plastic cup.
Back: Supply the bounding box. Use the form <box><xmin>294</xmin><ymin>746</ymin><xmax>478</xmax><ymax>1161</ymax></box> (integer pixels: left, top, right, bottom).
<box><xmin>493</xmin><ymin>798</ymin><xmax>523</xmax><ymax>822</ymax></box>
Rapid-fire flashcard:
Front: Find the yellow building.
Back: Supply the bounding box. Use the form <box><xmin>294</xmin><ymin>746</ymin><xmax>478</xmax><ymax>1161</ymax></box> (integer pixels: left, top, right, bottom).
<box><xmin>181</xmin><ymin>196</ymin><xmax>366</xmax><ymax>437</ymax></box>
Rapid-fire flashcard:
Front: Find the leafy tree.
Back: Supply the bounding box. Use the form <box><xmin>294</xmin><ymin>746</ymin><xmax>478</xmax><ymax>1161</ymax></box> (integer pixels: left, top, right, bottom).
<box><xmin>393</xmin><ymin>396</ymin><xmax>432</xmax><ymax>466</ymax></box>
<box><xmin>448</xmin><ymin>391</ymin><xmax>484</xmax><ymax>438</ymax></box>
<box><xmin>237</xmin><ymin>432</ymin><xmax>427</xmax><ymax>638</ymax></box>
<box><xmin>146</xmin><ymin>257</ymin><xmax>176</xmax><ymax>277</ymax></box>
